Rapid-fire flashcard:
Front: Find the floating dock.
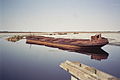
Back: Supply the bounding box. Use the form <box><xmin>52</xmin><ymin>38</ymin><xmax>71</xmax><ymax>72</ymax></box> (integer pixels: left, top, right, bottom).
<box><xmin>60</xmin><ymin>60</ymin><xmax>119</xmax><ymax>80</ymax></box>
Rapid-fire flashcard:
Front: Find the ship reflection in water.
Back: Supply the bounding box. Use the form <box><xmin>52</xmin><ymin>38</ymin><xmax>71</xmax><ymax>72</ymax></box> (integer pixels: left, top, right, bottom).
<box><xmin>26</xmin><ymin>42</ymin><xmax>109</xmax><ymax>61</ymax></box>
<box><xmin>69</xmin><ymin>48</ymin><xmax>109</xmax><ymax>61</ymax></box>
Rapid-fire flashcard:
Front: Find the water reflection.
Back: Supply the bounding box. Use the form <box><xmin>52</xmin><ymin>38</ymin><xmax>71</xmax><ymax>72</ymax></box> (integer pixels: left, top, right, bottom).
<box><xmin>26</xmin><ymin>42</ymin><xmax>109</xmax><ymax>61</ymax></box>
<box><xmin>70</xmin><ymin>48</ymin><xmax>109</xmax><ymax>61</ymax></box>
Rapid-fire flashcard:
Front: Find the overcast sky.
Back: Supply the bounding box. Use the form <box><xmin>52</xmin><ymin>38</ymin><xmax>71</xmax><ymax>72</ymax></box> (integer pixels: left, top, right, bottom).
<box><xmin>0</xmin><ymin>0</ymin><xmax>120</xmax><ymax>32</ymax></box>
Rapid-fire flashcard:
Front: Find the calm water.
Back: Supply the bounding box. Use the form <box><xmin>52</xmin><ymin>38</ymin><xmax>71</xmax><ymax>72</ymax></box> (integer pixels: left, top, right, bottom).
<box><xmin>0</xmin><ymin>35</ymin><xmax>120</xmax><ymax>80</ymax></box>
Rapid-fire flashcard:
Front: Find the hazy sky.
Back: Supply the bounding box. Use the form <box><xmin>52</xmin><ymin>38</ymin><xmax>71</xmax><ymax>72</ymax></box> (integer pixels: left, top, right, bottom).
<box><xmin>0</xmin><ymin>0</ymin><xmax>120</xmax><ymax>32</ymax></box>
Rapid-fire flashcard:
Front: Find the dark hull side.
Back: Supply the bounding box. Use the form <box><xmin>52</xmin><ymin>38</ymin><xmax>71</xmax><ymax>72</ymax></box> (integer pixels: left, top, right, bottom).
<box><xmin>77</xmin><ymin>44</ymin><xmax>106</xmax><ymax>48</ymax></box>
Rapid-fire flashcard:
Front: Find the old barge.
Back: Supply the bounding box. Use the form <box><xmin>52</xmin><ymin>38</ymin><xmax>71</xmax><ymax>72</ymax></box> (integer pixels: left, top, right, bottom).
<box><xmin>26</xmin><ymin>34</ymin><xmax>109</xmax><ymax>50</ymax></box>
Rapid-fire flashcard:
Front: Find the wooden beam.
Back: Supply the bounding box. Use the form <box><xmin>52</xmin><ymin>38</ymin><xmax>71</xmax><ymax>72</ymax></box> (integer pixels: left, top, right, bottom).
<box><xmin>60</xmin><ymin>60</ymin><xmax>119</xmax><ymax>80</ymax></box>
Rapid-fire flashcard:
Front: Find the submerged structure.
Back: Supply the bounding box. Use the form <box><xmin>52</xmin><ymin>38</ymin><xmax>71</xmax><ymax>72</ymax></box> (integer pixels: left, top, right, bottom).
<box><xmin>6</xmin><ymin>35</ymin><xmax>25</xmax><ymax>42</ymax></box>
<box><xmin>26</xmin><ymin>34</ymin><xmax>109</xmax><ymax>50</ymax></box>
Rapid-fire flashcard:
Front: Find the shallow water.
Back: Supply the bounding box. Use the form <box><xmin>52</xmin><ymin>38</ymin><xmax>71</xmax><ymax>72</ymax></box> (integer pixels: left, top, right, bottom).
<box><xmin>0</xmin><ymin>35</ymin><xmax>120</xmax><ymax>80</ymax></box>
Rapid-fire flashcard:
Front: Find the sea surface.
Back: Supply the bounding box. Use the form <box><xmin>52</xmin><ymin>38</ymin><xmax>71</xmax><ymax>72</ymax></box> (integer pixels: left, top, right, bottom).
<box><xmin>0</xmin><ymin>33</ymin><xmax>120</xmax><ymax>80</ymax></box>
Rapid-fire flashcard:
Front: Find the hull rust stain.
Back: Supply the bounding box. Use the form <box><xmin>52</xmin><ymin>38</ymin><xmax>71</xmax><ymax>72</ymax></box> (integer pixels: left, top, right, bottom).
<box><xmin>26</xmin><ymin>34</ymin><xmax>109</xmax><ymax>50</ymax></box>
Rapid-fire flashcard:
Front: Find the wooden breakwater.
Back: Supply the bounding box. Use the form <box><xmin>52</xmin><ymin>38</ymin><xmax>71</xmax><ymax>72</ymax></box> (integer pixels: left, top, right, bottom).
<box><xmin>60</xmin><ymin>60</ymin><xmax>119</xmax><ymax>80</ymax></box>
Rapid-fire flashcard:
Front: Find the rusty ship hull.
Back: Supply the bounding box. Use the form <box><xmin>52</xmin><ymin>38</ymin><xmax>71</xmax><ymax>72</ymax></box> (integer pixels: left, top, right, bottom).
<box><xmin>26</xmin><ymin>34</ymin><xmax>109</xmax><ymax>50</ymax></box>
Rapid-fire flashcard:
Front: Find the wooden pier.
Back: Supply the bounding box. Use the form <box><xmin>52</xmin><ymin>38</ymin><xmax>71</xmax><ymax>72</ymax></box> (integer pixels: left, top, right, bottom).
<box><xmin>60</xmin><ymin>60</ymin><xmax>119</xmax><ymax>80</ymax></box>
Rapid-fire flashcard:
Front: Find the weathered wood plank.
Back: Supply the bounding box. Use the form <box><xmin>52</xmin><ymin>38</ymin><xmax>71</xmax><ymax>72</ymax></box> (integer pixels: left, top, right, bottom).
<box><xmin>60</xmin><ymin>60</ymin><xmax>119</xmax><ymax>80</ymax></box>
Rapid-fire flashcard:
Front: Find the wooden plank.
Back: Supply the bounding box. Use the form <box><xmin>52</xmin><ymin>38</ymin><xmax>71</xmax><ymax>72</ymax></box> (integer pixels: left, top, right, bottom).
<box><xmin>60</xmin><ymin>60</ymin><xmax>119</xmax><ymax>80</ymax></box>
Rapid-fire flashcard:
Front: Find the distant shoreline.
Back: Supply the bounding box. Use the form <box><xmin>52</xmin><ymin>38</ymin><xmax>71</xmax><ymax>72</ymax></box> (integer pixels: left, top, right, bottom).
<box><xmin>0</xmin><ymin>31</ymin><xmax>120</xmax><ymax>33</ymax></box>
<box><xmin>1</xmin><ymin>31</ymin><xmax>120</xmax><ymax>46</ymax></box>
